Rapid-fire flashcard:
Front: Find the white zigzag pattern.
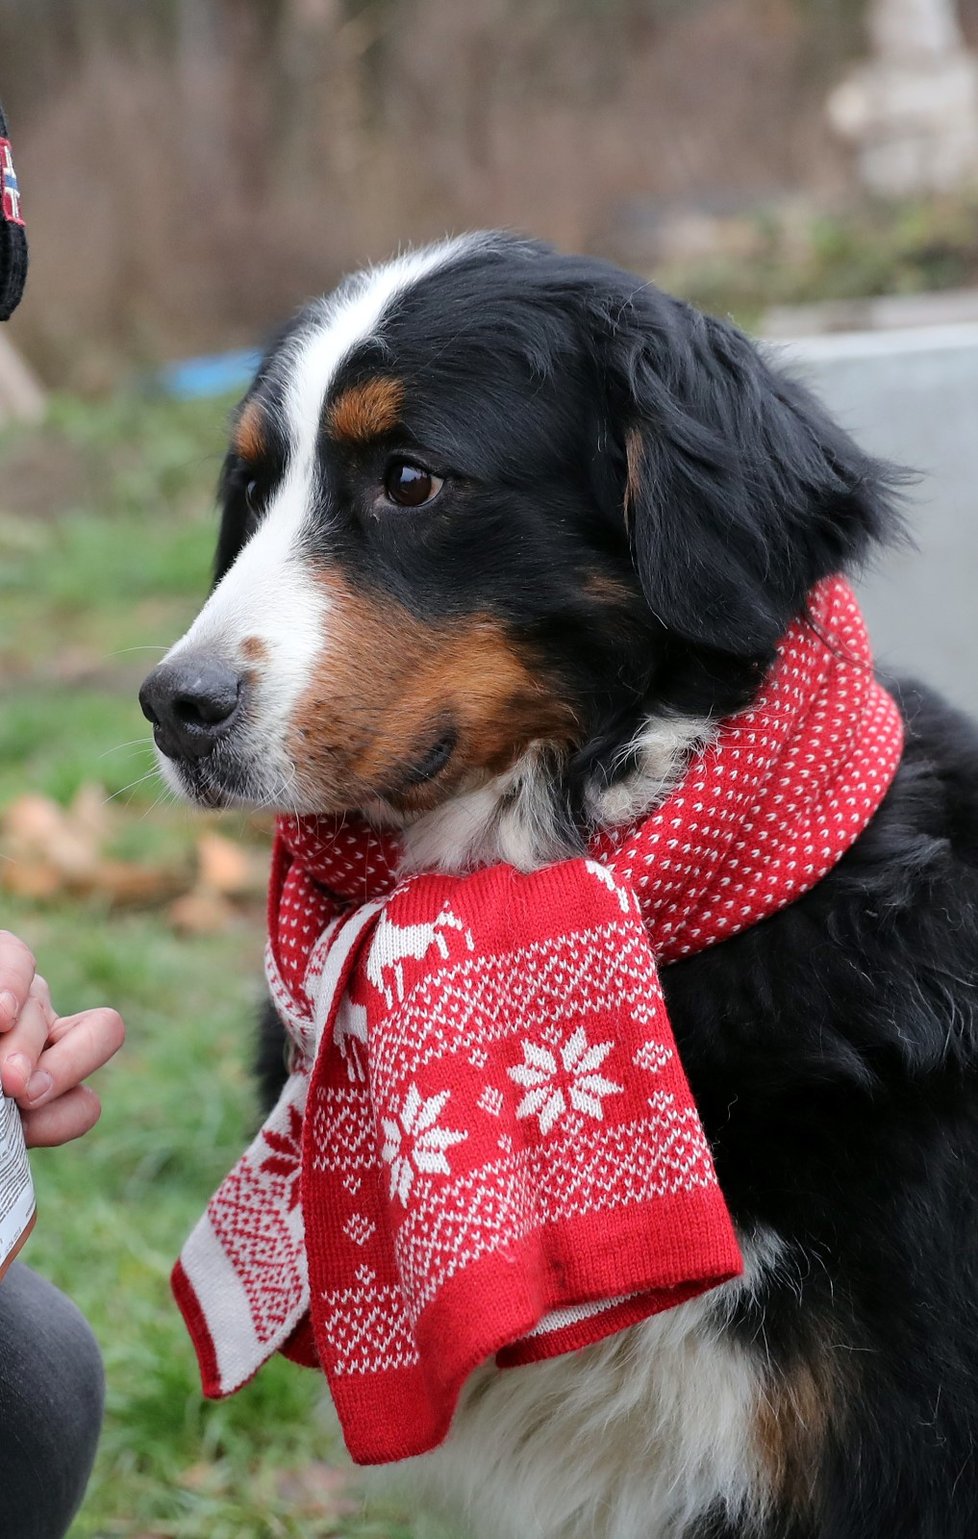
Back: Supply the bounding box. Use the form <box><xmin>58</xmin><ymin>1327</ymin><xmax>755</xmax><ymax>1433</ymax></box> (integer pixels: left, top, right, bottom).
<box><xmin>318</xmin><ymin>1093</ymin><xmax>716</xmax><ymax>1374</ymax></box>
<box><xmin>360</xmin><ymin>1107</ymin><xmax>713</xmax><ymax>1336</ymax></box>
<box><xmin>368</xmin><ymin>920</ymin><xmax>662</xmax><ymax>1106</ymax></box>
<box><xmin>307</xmin><ymin>1086</ymin><xmax>379</xmax><ymax>1175</ymax></box>
<box><xmin>318</xmin><ymin>1281</ymin><xmax>420</xmax><ymax>1375</ymax></box>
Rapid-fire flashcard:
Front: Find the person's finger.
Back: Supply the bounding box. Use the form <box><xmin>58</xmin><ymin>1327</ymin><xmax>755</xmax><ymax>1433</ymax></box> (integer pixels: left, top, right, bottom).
<box><xmin>18</xmin><ymin>1006</ymin><xmax>126</xmax><ymax>1109</ymax></box>
<box><xmin>27</xmin><ymin>974</ymin><xmax>57</xmax><ymax>1030</ymax></box>
<box><xmin>0</xmin><ymin>931</ymin><xmax>37</xmax><ymax>1031</ymax></box>
<box><xmin>0</xmin><ymin>991</ymin><xmax>51</xmax><ymax>1098</ymax></box>
<box><xmin>21</xmin><ymin>1085</ymin><xmax>101</xmax><ymax>1148</ymax></box>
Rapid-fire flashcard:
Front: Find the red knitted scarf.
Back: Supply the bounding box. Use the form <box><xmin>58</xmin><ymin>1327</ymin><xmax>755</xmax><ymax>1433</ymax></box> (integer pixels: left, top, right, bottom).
<box><xmin>173</xmin><ymin>576</ymin><xmax>903</xmax><ymax>1465</ymax></box>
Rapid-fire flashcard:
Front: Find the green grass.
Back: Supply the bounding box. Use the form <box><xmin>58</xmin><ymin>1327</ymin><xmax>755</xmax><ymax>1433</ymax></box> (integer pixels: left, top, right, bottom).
<box><xmin>0</xmin><ymin>393</ymin><xmax>425</xmax><ymax>1538</ymax></box>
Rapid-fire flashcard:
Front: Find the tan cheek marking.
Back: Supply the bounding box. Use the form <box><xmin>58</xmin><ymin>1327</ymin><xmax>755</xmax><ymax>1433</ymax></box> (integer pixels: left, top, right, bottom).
<box><xmin>233</xmin><ymin>400</ymin><xmax>267</xmax><ymax>463</ymax></box>
<box><xmin>403</xmin><ymin>630</ymin><xmax>576</xmax><ymax>781</ymax></box>
<box><xmin>754</xmin><ymin>1356</ymin><xmax>836</xmax><ymax>1516</ymax></box>
<box><xmin>286</xmin><ymin>573</ymin><xmax>576</xmax><ymax>809</ymax></box>
<box><xmin>327</xmin><ymin>378</ymin><xmax>404</xmax><ymax>444</ymax></box>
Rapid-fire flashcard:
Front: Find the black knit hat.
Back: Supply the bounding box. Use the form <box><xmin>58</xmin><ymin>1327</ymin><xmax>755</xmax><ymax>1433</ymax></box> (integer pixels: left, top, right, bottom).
<box><xmin>0</xmin><ymin>102</ymin><xmax>28</xmax><ymax>321</ymax></box>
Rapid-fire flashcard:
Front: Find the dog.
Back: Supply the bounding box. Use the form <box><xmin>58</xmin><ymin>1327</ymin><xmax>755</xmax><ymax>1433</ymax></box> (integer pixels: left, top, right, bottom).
<box><xmin>140</xmin><ymin>233</ymin><xmax>978</xmax><ymax>1539</ymax></box>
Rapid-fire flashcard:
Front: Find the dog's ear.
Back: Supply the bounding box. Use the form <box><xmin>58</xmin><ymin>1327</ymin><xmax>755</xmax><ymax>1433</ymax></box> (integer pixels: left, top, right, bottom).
<box><xmin>597</xmin><ymin>293</ymin><xmax>904</xmax><ymax>656</ymax></box>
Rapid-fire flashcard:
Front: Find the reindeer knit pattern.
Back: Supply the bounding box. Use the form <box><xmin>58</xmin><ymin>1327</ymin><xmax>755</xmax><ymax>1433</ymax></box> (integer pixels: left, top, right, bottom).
<box><xmin>173</xmin><ymin>576</ymin><xmax>905</xmax><ymax>1465</ymax></box>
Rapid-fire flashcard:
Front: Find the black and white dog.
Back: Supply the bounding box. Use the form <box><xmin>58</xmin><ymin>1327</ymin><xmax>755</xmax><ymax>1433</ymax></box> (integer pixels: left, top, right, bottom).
<box><xmin>141</xmin><ymin>234</ymin><xmax>978</xmax><ymax>1539</ymax></box>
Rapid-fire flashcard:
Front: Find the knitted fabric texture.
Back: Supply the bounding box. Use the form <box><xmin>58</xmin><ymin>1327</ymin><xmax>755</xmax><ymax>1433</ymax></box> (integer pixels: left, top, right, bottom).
<box><xmin>173</xmin><ymin>576</ymin><xmax>904</xmax><ymax>1465</ymax></box>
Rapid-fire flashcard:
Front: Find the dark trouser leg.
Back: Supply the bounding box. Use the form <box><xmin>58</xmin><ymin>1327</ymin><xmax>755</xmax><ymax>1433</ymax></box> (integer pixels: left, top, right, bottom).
<box><xmin>0</xmin><ymin>1262</ymin><xmax>104</xmax><ymax>1539</ymax></box>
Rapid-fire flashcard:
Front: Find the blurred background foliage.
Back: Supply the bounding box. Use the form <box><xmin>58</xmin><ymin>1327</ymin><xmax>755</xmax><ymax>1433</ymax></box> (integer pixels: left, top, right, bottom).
<box><xmin>0</xmin><ymin>391</ymin><xmax>436</xmax><ymax>1537</ymax></box>
<box><xmin>4</xmin><ymin>0</ymin><xmax>978</xmax><ymax>386</ymax></box>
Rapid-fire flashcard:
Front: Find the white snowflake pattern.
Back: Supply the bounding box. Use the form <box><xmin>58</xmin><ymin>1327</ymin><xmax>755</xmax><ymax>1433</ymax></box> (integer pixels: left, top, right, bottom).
<box><xmin>380</xmin><ymin>1084</ymin><xmax>468</xmax><ymax>1205</ymax></box>
<box><xmin>508</xmin><ymin>1025</ymin><xmax>622</xmax><ymax>1135</ymax></box>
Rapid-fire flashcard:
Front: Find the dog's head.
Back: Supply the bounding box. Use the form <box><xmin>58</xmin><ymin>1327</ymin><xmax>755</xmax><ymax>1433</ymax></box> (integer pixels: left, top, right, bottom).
<box><xmin>140</xmin><ymin>234</ymin><xmax>899</xmax><ymax>848</ymax></box>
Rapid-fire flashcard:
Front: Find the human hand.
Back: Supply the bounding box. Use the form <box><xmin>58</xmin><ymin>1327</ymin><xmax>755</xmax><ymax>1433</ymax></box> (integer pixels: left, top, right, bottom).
<box><xmin>0</xmin><ymin>930</ymin><xmax>125</xmax><ymax>1147</ymax></box>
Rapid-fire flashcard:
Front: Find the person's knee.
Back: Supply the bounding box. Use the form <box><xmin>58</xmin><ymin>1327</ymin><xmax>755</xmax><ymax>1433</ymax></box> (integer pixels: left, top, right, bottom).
<box><xmin>0</xmin><ymin>1262</ymin><xmax>104</xmax><ymax>1539</ymax></box>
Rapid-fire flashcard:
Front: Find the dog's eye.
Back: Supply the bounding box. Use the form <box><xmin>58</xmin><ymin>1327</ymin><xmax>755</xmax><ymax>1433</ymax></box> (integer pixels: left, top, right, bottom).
<box><xmin>244</xmin><ymin>478</ymin><xmax>264</xmax><ymax>534</ymax></box>
<box><xmin>383</xmin><ymin>459</ymin><xmax>443</xmax><ymax>508</ymax></box>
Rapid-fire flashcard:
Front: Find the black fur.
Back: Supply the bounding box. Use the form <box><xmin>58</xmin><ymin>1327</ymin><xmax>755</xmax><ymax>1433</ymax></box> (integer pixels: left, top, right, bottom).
<box><xmin>220</xmin><ymin>238</ymin><xmax>905</xmax><ymax>805</ymax></box>
<box><xmin>673</xmin><ymin>680</ymin><xmax>978</xmax><ymax>1538</ymax></box>
<box><xmin>226</xmin><ymin>236</ymin><xmax>977</xmax><ymax>1536</ymax></box>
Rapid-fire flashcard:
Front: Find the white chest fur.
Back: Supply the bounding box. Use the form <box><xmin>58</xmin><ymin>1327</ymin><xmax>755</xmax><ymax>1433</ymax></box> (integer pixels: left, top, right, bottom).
<box><xmin>392</xmin><ymin>1236</ymin><xmax>781</xmax><ymax>1539</ymax></box>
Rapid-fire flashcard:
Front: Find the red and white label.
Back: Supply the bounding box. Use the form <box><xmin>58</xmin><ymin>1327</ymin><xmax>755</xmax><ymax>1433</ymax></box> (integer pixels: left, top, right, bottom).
<box><xmin>1</xmin><ymin>139</ymin><xmax>24</xmax><ymax>227</ymax></box>
<box><xmin>0</xmin><ymin>1094</ymin><xmax>35</xmax><ymax>1278</ymax></box>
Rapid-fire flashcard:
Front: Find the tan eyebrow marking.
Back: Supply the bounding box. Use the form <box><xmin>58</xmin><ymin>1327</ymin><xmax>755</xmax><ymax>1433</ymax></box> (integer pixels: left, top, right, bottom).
<box><xmin>327</xmin><ymin>377</ymin><xmax>404</xmax><ymax>444</ymax></box>
<box><xmin>233</xmin><ymin>400</ymin><xmax>267</xmax><ymax>463</ymax></box>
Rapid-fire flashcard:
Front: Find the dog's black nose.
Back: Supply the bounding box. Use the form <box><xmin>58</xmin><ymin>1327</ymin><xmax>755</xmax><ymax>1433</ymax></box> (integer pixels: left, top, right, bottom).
<box><xmin>139</xmin><ymin>657</ymin><xmax>242</xmax><ymax>760</ymax></box>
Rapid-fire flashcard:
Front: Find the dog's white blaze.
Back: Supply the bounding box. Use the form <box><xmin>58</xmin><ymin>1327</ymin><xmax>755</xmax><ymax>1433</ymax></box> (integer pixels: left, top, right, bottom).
<box><xmin>166</xmin><ymin>458</ymin><xmax>325</xmax><ymax>697</ymax></box>
<box><xmin>159</xmin><ymin>236</ymin><xmax>483</xmax><ymax>802</ymax></box>
<box><xmin>282</xmin><ymin>236</ymin><xmax>480</xmax><ymax>471</ymax></box>
<box><xmin>157</xmin><ymin>458</ymin><xmax>328</xmax><ymax>804</ymax></box>
<box><xmin>395</xmin><ymin>1231</ymin><xmax>786</xmax><ymax>1539</ymax></box>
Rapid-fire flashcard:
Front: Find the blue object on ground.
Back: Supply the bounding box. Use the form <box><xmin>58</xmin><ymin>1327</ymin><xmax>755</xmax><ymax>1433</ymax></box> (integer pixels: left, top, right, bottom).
<box><xmin>155</xmin><ymin>349</ymin><xmax>262</xmax><ymax>400</ymax></box>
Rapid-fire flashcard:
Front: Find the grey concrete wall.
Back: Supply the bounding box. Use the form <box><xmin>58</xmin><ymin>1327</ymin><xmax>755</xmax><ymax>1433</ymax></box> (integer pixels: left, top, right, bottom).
<box><xmin>771</xmin><ymin>324</ymin><xmax>978</xmax><ymax>718</ymax></box>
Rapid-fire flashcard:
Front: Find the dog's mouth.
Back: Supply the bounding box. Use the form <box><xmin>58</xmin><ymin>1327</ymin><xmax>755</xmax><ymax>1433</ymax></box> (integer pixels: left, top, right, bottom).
<box><xmin>379</xmin><ymin>725</ymin><xmax>460</xmax><ymax>799</ymax></box>
<box><xmin>163</xmin><ymin>751</ymin><xmax>269</xmax><ymax>812</ymax></box>
<box><xmin>157</xmin><ymin>716</ymin><xmax>464</xmax><ymax>819</ymax></box>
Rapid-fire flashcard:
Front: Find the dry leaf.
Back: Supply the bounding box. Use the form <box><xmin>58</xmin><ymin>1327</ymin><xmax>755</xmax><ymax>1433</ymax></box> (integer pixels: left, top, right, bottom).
<box><xmin>92</xmin><ymin>860</ymin><xmax>189</xmax><ymax>909</ymax></box>
<box><xmin>2</xmin><ymin>792</ymin><xmax>63</xmax><ymax>846</ymax></box>
<box><xmin>2</xmin><ymin>794</ymin><xmax>97</xmax><ymax>880</ymax></box>
<box><xmin>0</xmin><ymin>858</ymin><xmax>64</xmax><ymax>900</ymax></box>
<box><xmin>196</xmin><ymin>831</ymin><xmax>256</xmax><ymax>897</ymax></box>
<box><xmin>69</xmin><ymin>781</ymin><xmax>113</xmax><ymax>845</ymax></box>
<box><xmin>168</xmin><ymin>888</ymin><xmax>237</xmax><ymax>935</ymax></box>
<box><xmin>1</xmin><ymin>791</ymin><xmax>99</xmax><ymax>880</ymax></box>
<box><xmin>1</xmin><ymin>784</ymin><xmax>192</xmax><ymax>908</ymax></box>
